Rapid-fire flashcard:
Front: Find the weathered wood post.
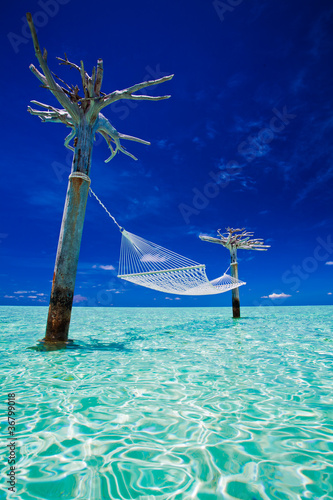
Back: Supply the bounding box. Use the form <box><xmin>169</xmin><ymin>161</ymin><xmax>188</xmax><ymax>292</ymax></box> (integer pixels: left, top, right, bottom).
<box><xmin>230</xmin><ymin>246</ymin><xmax>240</xmax><ymax>318</ymax></box>
<box><xmin>26</xmin><ymin>13</ymin><xmax>173</xmax><ymax>342</ymax></box>
<box><xmin>200</xmin><ymin>228</ymin><xmax>270</xmax><ymax>318</ymax></box>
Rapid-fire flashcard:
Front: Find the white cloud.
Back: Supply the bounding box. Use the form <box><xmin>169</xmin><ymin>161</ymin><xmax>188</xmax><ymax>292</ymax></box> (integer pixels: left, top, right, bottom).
<box><xmin>268</xmin><ymin>292</ymin><xmax>291</xmax><ymax>299</ymax></box>
<box><xmin>328</xmin><ymin>292</ymin><xmax>332</xmax><ymax>295</ymax></box>
<box><xmin>325</xmin><ymin>261</ymin><xmax>333</xmax><ymax>266</ymax></box>
<box><xmin>141</xmin><ymin>254</ymin><xmax>167</xmax><ymax>263</ymax></box>
<box><xmin>73</xmin><ymin>294</ymin><xmax>88</xmax><ymax>303</ymax></box>
<box><xmin>92</xmin><ymin>264</ymin><xmax>115</xmax><ymax>271</ymax></box>
<box><xmin>4</xmin><ymin>295</ymin><xmax>15</xmax><ymax>299</ymax></box>
<box><xmin>28</xmin><ymin>296</ymin><xmax>37</xmax><ymax>299</ymax></box>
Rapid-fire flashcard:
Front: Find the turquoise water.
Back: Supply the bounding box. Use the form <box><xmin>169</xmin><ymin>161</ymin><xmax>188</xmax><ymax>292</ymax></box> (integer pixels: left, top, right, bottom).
<box><xmin>0</xmin><ymin>306</ymin><xmax>332</xmax><ymax>500</ymax></box>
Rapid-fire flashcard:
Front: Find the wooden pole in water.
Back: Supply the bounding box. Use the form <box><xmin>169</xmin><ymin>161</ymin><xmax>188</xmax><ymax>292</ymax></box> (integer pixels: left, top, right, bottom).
<box><xmin>200</xmin><ymin>228</ymin><xmax>270</xmax><ymax>318</ymax></box>
<box><xmin>45</xmin><ymin>169</ymin><xmax>92</xmax><ymax>341</ymax></box>
<box><xmin>26</xmin><ymin>13</ymin><xmax>173</xmax><ymax>342</ymax></box>
<box><xmin>230</xmin><ymin>247</ymin><xmax>240</xmax><ymax>318</ymax></box>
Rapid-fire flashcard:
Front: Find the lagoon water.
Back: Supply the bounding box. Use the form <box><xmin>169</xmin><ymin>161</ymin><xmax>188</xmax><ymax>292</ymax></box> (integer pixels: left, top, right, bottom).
<box><xmin>0</xmin><ymin>305</ymin><xmax>332</xmax><ymax>499</ymax></box>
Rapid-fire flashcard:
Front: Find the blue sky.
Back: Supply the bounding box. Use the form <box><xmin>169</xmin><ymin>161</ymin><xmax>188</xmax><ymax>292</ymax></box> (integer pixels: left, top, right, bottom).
<box><xmin>1</xmin><ymin>0</ymin><xmax>333</xmax><ymax>308</ymax></box>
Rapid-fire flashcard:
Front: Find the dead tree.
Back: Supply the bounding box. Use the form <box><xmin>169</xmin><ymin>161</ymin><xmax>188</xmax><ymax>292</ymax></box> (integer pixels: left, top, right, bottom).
<box><xmin>200</xmin><ymin>228</ymin><xmax>270</xmax><ymax>318</ymax></box>
<box><xmin>26</xmin><ymin>12</ymin><xmax>173</xmax><ymax>342</ymax></box>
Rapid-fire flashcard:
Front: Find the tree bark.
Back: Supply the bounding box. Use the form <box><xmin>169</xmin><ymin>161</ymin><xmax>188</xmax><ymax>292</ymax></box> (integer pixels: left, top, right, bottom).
<box><xmin>44</xmin><ymin>125</ymin><xmax>93</xmax><ymax>341</ymax></box>
<box><xmin>230</xmin><ymin>247</ymin><xmax>240</xmax><ymax>318</ymax></box>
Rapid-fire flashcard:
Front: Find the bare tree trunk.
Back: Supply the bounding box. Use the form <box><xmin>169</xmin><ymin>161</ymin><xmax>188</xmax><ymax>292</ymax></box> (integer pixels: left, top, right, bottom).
<box><xmin>230</xmin><ymin>247</ymin><xmax>240</xmax><ymax>318</ymax></box>
<box><xmin>44</xmin><ymin>126</ymin><xmax>93</xmax><ymax>341</ymax></box>
<box><xmin>26</xmin><ymin>12</ymin><xmax>173</xmax><ymax>343</ymax></box>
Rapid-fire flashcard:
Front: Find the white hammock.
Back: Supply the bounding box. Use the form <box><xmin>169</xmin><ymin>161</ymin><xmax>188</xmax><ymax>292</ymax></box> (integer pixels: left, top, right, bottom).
<box><xmin>118</xmin><ymin>229</ymin><xmax>246</xmax><ymax>296</ymax></box>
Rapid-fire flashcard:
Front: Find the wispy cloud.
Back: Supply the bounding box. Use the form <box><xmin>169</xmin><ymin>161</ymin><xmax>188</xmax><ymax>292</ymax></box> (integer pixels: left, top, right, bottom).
<box><xmin>73</xmin><ymin>294</ymin><xmax>88</xmax><ymax>303</ymax></box>
<box><xmin>122</xmin><ymin>193</ymin><xmax>172</xmax><ymax>221</ymax></box>
<box><xmin>232</xmin><ymin>116</ymin><xmax>264</xmax><ymax>135</ymax></box>
<box><xmin>325</xmin><ymin>261</ymin><xmax>333</xmax><ymax>266</ymax></box>
<box><xmin>27</xmin><ymin>190</ymin><xmax>64</xmax><ymax>213</ymax></box>
<box><xmin>217</xmin><ymin>158</ymin><xmax>257</xmax><ymax>192</ymax></box>
<box><xmin>141</xmin><ymin>254</ymin><xmax>167</xmax><ymax>263</ymax></box>
<box><xmin>192</xmin><ymin>136</ymin><xmax>206</xmax><ymax>150</ymax></box>
<box><xmin>294</xmin><ymin>164</ymin><xmax>333</xmax><ymax>205</ymax></box>
<box><xmin>206</xmin><ymin>120</ymin><xmax>217</xmax><ymax>140</ymax></box>
<box><xmin>156</xmin><ymin>139</ymin><xmax>175</xmax><ymax>150</ymax></box>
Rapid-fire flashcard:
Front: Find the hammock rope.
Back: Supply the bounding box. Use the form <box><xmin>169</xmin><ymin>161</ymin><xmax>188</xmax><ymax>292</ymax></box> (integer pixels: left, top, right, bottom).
<box><xmin>89</xmin><ymin>188</ymin><xmax>123</xmax><ymax>232</ymax></box>
<box><xmin>89</xmin><ymin>188</ymin><xmax>246</xmax><ymax>296</ymax></box>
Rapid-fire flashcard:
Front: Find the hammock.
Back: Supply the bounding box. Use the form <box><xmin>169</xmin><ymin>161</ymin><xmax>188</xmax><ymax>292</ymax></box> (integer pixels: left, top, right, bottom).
<box><xmin>89</xmin><ymin>189</ymin><xmax>246</xmax><ymax>296</ymax></box>
<box><xmin>117</xmin><ymin>229</ymin><xmax>246</xmax><ymax>295</ymax></box>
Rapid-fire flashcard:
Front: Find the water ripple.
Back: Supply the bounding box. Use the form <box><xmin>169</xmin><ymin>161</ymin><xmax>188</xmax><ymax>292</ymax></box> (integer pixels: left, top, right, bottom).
<box><xmin>0</xmin><ymin>306</ymin><xmax>332</xmax><ymax>499</ymax></box>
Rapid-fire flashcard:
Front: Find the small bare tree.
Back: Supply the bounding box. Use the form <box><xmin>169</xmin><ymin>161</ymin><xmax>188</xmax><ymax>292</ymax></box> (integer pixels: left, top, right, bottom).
<box><xmin>200</xmin><ymin>228</ymin><xmax>270</xmax><ymax>317</ymax></box>
<box><xmin>26</xmin><ymin>12</ymin><xmax>173</xmax><ymax>342</ymax></box>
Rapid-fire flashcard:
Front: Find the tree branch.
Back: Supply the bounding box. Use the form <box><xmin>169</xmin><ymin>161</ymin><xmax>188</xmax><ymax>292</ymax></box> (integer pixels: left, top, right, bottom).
<box><xmin>29</xmin><ymin>64</ymin><xmax>47</xmax><ymax>85</ymax></box>
<box><xmin>64</xmin><ymin>128</ymin><xmax>76</xmax><ymax>151</ymax></box>
<box><xmin>26</xmin><ymin>13</ymin><xmax>79</xmax><ymax>121</ymax></box>
<box><xmin>28</xmin><ymin>103</ymin><xmax>73</xmax><ymax>127</ymax></box>
<box><xmin>118</xmin><ymin>133</ymin><xmax>150</xmax><ymax>145</ymax></box>
<box><xmin>56</xmin><ymin>54</ymin><xmax>81</xmax><ymax>72</ymax></box>
<box><xmin>80</xmin><ymin>60</ymin><xmax>89</xmax><ymax>100</ymax></box>
<box><xmin>94</xmin><ymin>59</ymin><xmax>103</xmax><ymax>96</ymax></box>
<box><xmin>201</xmin><ymin>228</ymin><xmax>270</xmax><ymax>251</ymax></box>
<box><xmin>121</xmin><ymin>94</ymin><xmax>171</xmax><ymax>101</ymax></box>
<box><xmin>98</xmin><ymin>74</ymin><xmax>174</xmax><ymax>110</ymax></box>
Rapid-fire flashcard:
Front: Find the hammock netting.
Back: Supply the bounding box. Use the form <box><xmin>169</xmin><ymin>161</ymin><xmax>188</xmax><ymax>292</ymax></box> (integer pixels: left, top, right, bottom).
<box><xmin>118</xmin><ymin>230</ymin><xmax>246</xmax><ymax>295</ymax></box>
